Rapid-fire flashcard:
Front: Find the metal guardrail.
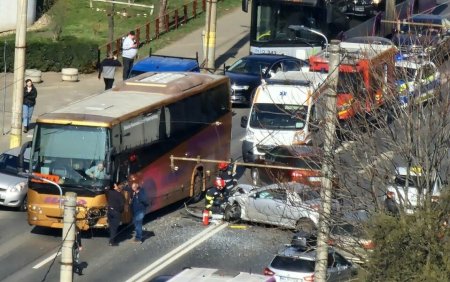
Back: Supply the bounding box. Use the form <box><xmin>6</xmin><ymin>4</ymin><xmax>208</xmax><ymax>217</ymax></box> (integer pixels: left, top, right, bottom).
<box><xmin>98</xmin><ymin>0</ymin><xmax>210</xmax><ymax>58</ymax></box>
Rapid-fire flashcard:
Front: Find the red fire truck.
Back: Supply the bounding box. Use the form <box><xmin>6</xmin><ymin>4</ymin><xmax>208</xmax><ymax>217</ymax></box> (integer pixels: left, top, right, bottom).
<box><xmin>309</xmin><ymin>39</ymin><xmax>398</xmax><ymax>125</ymax></box>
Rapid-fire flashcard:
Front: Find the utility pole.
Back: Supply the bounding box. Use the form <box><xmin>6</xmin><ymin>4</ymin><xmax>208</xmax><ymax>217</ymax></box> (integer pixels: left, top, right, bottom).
<box><xmin>60</xmin><ymin>192</ymin><xmax>77</xmax><ymax>282</ymax></box>
<box><xmin>10</xmin><ymin>0</ymin><xmax>28</xmax><ymax>149</ymax></box>
<box><xmin>314</xmin><ymin>40</ymin><xmax>340</xmax><ymax>282</ymax></box>
<box><xmin>203</xmin><ymin>0</ymin><xmax>217</xmax><ymax>70</ymax></box>
<box><xmin>108</xmin><ymin>3</ymin><xmax>115</xmax><ymax>51</ymax></box>
<box><xmin>384</xmin><ymin>0</ymin><xmax>396</xmax><ymax>35</ymax></box>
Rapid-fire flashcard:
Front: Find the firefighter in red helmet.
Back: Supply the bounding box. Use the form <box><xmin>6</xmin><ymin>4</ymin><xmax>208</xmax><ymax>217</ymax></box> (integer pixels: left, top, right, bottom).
<box><xmin>217</xmin><ymin>161</ymin><xmax>236</xmax><ymax>192</ymax></box>
<box><xmin>205</xmin><ymin>177</ymin><xmax>226</xmax><ymax>214</ymax></box>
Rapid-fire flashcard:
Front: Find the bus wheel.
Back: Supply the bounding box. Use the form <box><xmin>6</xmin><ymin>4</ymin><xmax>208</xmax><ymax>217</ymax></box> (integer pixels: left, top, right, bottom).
<box><xmin>191</xmin><ymin>171</ymin><xmax>204</xmax><ymax>203</ymax></box>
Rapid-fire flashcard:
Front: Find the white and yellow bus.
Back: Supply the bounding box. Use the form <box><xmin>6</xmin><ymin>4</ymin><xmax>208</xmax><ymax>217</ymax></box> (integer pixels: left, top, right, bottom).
<box><xmin>19</xmin><ymin>72</ymin><xmax>232</xmax><ymax>230</ymax></box>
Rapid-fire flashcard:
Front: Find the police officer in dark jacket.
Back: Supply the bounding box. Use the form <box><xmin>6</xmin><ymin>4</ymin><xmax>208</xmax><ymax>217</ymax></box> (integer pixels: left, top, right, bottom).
<box><xmin>385</xmin><ymin>191</ymin><xmax>399</xmax><ymax>216</ymax></box>
<box><xmin>205</xmin><ymin>177</ymin><xmax>226</xmax><ymax>214</ymax></box>
<box><xmin>106</xmin><ymin>183</ymin><xmax>125</xmax><ymax>246</ymax></box>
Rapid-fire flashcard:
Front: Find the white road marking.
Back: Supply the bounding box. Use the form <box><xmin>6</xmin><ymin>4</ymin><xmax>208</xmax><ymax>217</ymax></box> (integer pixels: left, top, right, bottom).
<box><xmin>32</xmin><ymin>251</ymin><xmax>61</xmax><ymax>269</ymax></box>
<box><xmin>126</xmin><ymin>222</ymin><xmax>229</xmax><ymax>282</ymax></box>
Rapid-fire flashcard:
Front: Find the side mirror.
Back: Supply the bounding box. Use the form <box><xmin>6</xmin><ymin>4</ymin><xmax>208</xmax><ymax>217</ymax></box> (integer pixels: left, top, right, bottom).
<box><xmin>18</xmin><ymin>141</ymin><xmax>32</xmax><ymax>173</ymax></box>
<box><xmin>242</xmin><ymin>0</ymin><xmax>248</xmax><ymax>13</ymax></box>
<box><xmin>240</xmin><ymin>116</ymin><xmax>248</xmax><ymax>128</ymax></box>
<box><xmin>105</xmin><ymin>148</ymin><xmax>116</xmax><ymax>175</ymax></box>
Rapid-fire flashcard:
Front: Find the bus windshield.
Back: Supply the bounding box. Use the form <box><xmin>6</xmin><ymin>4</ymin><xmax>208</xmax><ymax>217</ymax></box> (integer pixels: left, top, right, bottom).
<box><xmin>250</xmin><ymin>0</ymin><xmax>348</xmax><ymax>46</ymax></box>
<box><xmin>250</xmin><ymin>103</ymin><xmax>309</xmax><ymax>130</ymax></box>
<box><xmin>31</xmin><ymin>124</ymin><xmax>110</xmax><ymax>191</ymax></box>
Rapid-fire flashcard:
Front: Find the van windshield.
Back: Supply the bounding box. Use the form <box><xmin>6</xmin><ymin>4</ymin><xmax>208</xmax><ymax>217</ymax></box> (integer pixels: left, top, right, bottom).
<box><xmin>250</xmin><ymin>103</ymin><xmax>309</xmax><ymax>130</ymax></box>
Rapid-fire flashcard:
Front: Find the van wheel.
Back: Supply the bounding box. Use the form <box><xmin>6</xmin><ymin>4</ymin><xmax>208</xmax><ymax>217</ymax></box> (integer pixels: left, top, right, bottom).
<box><xmin>295</xmin><ymin>218</ymin><xmax>316</xmax><ymax>234</ymax></box>
<box><xmin>19</xmin><ymin>195</ymin><xmax>28</xmax><ymax>212</ymax></box>
<box><xmin>191</xmin><ymin>171</ymin><xmax>204</xmax><ymax>203</ymax></box>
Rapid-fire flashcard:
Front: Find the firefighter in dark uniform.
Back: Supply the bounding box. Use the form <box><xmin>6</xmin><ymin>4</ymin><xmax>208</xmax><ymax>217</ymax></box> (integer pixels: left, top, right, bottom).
<box><xmin>205</xmin><ymin>177</ymin><xmax>226</xmax><ymax>214</ymax></box>
<box><xmin>217</xmin><ymin>162</ymin><xmax>236</xmax><ymax>192</ymax></box>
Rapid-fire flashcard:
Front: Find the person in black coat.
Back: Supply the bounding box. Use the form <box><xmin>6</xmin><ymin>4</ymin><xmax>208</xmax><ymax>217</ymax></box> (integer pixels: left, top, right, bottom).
<box><xmin>23</xmin><ymin>79</ymin><xmax>37</xmax><ymax>133</ymax></box>
<box><xmin>130</xmin><ymin>182</ymin><xmax>149</xmax><ymax>243</ymax></box>
<box><xmin>106</xmin><ymin>183</ymin><xmax>125</xmax><ymax>246</ymax></box>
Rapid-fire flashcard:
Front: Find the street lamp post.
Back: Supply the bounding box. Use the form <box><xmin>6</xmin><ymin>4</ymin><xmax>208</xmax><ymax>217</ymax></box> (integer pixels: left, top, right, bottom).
<box><xmin>288</xmin><ymin>25</ymin><xmax>329</xmax><ymax>56</ymax></box>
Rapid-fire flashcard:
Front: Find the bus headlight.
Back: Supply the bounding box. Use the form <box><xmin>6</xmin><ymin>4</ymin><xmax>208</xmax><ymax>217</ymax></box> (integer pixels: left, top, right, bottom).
<box><xmin>9</xmin><ymin>181</ymin><xmax>26</xmax><ymax>193</ymax></box>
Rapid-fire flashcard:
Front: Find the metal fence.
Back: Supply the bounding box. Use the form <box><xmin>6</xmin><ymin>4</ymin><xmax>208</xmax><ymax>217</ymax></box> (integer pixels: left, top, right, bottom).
<box><xmin>98</xmin><ymin>0</ymin><xmax>208</xmax><ymax>58</ymax></box>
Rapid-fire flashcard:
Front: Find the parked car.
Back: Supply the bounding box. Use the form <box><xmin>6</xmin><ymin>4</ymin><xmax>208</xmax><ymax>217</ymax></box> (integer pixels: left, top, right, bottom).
<box><xmin>384</xmin><ymin>166</ymin><xmax>443</xmax><ymax>214</ymax></box>
<box><xmin>0</xmin><ymin>147</ymin><xmax>30</xmax><ymax>211</ymax></box>
<box><xmin>224</xmin><ymin>182</ymin><xmax>340</xmax><ymax>232</ymax></box>
<box><xmin>264</xmin><ymin>244</ymin><xmax>355</xmax><ymax>281</ymax></box>
<box><xmin>251</xmin><ymin>145</ymin><xmax>323</xmax><ymax>187</ymax></box>
<box><xmin>128</xmin><ymin>53</ymin><xmax>200</xmax><ymax>78</ymax></box>
<box><xmin>224</xmin><ymin>54</ymin><xmax>308</xmax><ymax>106</ymax></box>
<box><xmin>395</xmin><ymin>55</ymin><xmax>440</xmax><ymax>107</ymax></box>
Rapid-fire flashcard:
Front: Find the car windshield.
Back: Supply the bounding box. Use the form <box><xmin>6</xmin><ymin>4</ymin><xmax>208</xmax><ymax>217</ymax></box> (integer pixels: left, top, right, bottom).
<box><xmin>395</xmin><ymin>66</ymin><xmax>416</xmax><ymax>82</ymax></box>
<box><xmin>270</xmin><ymin>255</ymin><xmax>315</xmax><ymax>272</ymax></box>
<box><xmin>0</xmin><ymin>153</ymin><xmax>27</xmax><ymax>176</ymax></box>
<box><xmin>228</xmin><ymin>58</ymin><xmax>271</xmax><ymax>75</ymax></box>
<box><xmin>394</xmin><ymin>175</ymin><xmax>421</xmax><ymax>187</ymax></box>
<box><xmin>250</xmin><ymin>103</ymin><xmax>309</xmax><ymax>130</ymax></box>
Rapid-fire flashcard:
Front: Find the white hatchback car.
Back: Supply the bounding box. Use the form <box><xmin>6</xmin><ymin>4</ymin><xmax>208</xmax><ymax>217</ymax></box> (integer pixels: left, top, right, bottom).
<box><xmin>264</xmin><ymin>245</ymin><xmax>355</xmax><ymax>282</ymax></box>
<box><xmin>0</xmin><ymin>147</ymin><xmax>30</xmax><ymax>211</ymax></box>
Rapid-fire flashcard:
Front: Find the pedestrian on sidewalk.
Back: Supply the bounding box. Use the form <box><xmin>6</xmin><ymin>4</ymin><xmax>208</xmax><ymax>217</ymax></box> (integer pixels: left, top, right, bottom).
<box><xmin>98</xmin><ymin>52</ymin><xmax>122</xmax><ymax>90</ymax></box>
<box><xmin>130</xmin><ymin>181</ymin><xmax>149</xmax><ymax>243</ymax></box>
<box><xmin>23</xmin><ymin>79</ymin><xmax>37</xmax><ymax>133</ymax></box>
<box><xmin>106</xmin><ymin>183</ymin><xmax>125</xmax><ymax>246</ymax></box>
<box><xmin>121</xmin><ymin>31</ymin><xmax>138</xmax><ymax>80</ymax></box>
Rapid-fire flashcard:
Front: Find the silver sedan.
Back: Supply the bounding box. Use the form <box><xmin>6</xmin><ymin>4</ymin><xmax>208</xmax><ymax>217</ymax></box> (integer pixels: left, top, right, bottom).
<box><xmin>224</xmin><ymin>182</ymin><xmax>340</xmax><ymax>232</ymax></box>
<box><xmin>0</xmin><ymin>147</ymin><xmax>30</xmax><ymax>211</ymax></box>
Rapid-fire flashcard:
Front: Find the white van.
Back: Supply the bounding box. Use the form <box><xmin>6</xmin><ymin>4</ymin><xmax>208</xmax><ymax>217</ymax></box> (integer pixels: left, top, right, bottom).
<box><xmin>241</xmin><ymin>71</ymin><xmax>328</xmax><ymax>162</ymax></box>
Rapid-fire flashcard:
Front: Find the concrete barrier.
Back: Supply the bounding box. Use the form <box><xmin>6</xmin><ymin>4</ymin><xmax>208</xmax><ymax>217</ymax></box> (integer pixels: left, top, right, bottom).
<box><xmin>25</xmin><ymin>69</ymin><xmax>42</xmax><ymax>83</ymax></box>
<box><xmin>61</xmin><ymin>68</ymin><xmax>79</xmax><ymax>82</ymax></box>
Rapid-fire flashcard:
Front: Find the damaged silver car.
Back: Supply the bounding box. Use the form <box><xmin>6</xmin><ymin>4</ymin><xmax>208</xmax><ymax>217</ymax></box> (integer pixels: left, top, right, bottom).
<box><xmin>224</xmin><ymin>182</ymin><xmax>340</xmax><ymax>232</ymax></box>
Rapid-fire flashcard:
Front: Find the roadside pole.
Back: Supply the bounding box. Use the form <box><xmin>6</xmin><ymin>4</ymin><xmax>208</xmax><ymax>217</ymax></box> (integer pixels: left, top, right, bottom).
<box><xmin>314</xmin><ymin>40</ymin><xmax>340</xmax><ymax>282</ymax></box>
<box><xmin>60</xmin><ymin>192</ymin><xmax>77</xmax><ymax>282</ymax></box>
<box><xmin>203</xmin><ymin>0</ymin><xmax>217</xmax><ymax>70</ymax></box>
<box><xmin>10</xmin><ymin>0</ymin><xmax>28</xmax><ymax>149</ymax></box>
<box><xmin>384</xmin><ymin>0</ymin><xmax>396</xmax><ymax>34</ymax></box>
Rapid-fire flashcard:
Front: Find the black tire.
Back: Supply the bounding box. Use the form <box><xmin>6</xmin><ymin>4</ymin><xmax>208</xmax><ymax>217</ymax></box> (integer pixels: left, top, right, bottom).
<box><xmin>295</xmin><ymin>218</ymin><xmax>316</xmax><ymax>234</ymax></box>
<box><xmin>19</xmin><ymin>195</ymin><xmax>28</xmax><ymax>212</ymax></box>
<box><xmin>191</xmin><ymin>171</ymin><xmax>204</xmax><ymax>203</ymax></box>
<box><xmin>224</xmin><ymin>204</ymin><xmax>241</xmax><ymax>222</ymax></box>
<box><xmin>251</xmin><ymin>168</ymin><xmax>260</xmax><ymax>186</ymax></box>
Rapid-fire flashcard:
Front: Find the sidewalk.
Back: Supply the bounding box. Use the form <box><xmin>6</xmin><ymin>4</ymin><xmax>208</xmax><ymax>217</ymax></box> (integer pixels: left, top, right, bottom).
<box><xmin>0</xmin><ymin>8</ymin><xmax>249</xmax><ymax>152</ymax></box>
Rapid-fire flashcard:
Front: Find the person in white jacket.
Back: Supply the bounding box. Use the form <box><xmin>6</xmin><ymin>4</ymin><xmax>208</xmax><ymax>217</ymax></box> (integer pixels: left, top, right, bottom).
<box><xmin>121</xmin><ymin>31</ymin><xmax>138</xmax><ymax>80</ymax></box>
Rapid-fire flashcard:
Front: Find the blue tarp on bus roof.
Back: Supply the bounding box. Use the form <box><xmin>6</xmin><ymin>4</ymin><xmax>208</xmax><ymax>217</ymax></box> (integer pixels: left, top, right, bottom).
<box><xmin>129</xmin><ymin>55</ymin><xmax>200</xmax><ymax>78</ymax></box>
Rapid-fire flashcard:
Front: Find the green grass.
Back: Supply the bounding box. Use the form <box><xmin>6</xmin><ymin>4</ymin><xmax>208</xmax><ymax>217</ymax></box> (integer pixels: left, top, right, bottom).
<box><xmin>4</xmin><ymin>0</ymin><xmax>242</xmax><ymax>55</ymax></box>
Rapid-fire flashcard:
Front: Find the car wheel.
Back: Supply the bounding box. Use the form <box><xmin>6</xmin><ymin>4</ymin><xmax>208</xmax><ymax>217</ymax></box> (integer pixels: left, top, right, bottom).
<box><xmin>224</xmin><ymin>204</ymin><xmax>241</xmax><ymax>222</ymax></box>
<box><xmin>19</xmin><ymin>195</ymin><xmax>28</xmax><ymax>212</ymax></box>
<box><xmin>251</xmin><ymin>168</ymin><xmax>260</xmax><ymax>186</ymax></box>
<box><xmin>191</xmin><ymin>171</ymin><xmax>204</xmax><ymax>203</ymax></box>
<box><xmin>295</xmin><ymin>218</ymin><xmax>316</xmax><ymax>234</ymax></box>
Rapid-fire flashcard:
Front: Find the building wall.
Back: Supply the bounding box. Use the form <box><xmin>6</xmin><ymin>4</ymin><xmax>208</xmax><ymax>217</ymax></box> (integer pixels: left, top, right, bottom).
<box><xmin>0</xmin><ymin>0</ymin><xmax>37</xmax><ymax>33</ymax></box>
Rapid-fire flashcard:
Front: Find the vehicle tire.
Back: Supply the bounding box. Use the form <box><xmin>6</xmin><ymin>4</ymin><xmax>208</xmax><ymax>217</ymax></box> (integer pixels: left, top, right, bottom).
<box><xmin>224</xmin><ymin>204</ymin><xmax>241</xmax><ymax>222</ymax></box>
<box><xmin>295</xmin><ymin>218</ymin><xmax>316</xmax><ymax>234</ymax></box>
<box><xmin>251</xmin><ymin>168</ymin><xmax>260</xmax><ymax>186</ymax></box>
<box><xmin>19</xmin><ymin>195</ymin><xmax>28</xmax><ymax>212</ymax></box>
<box><xmin>191</xmin><ymin>171</ymin><xmax>204</xmax><ymax>203</ymax></box>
